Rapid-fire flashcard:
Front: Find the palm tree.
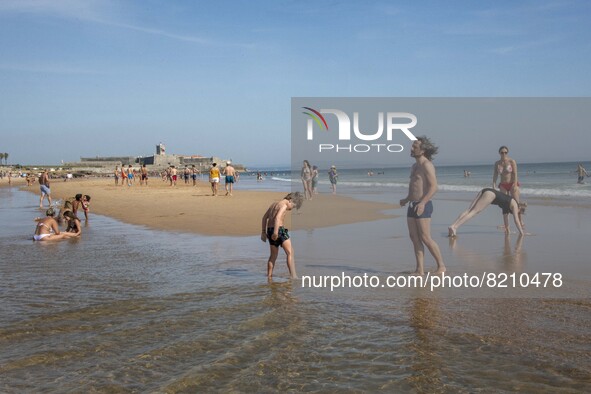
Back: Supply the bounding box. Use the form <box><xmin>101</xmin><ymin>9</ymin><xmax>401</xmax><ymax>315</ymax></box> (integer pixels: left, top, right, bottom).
<box><xmin>0</xmin><ymin>153</ymin><xmax>4</xmax><ymax>165</ymax></box>
<box><xmin>3</xmin><ymin>153</ymin><xmax>8</xmax><ymax>165</ymax></box>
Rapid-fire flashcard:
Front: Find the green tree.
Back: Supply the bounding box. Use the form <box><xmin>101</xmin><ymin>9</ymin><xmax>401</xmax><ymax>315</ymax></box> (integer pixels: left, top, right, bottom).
<box><xmin>4</xmin><ymin>153</ymin><xmax>8</xmax><ymax>165</ymax></box>
<box><xmin>0</xmin><ymin>153</ymin><xmax>4</xmax><ymax>165</ymax></box>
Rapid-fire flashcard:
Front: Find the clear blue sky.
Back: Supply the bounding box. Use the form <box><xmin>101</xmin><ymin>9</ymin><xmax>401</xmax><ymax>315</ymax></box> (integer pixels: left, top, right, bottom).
<box><xmin>1</xmin><ymin>0</ymin><xmax>590</xmax><ymax>167</ymax></box>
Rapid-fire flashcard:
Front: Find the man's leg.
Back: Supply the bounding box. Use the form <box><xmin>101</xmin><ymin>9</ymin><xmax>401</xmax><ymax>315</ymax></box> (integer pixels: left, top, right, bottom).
<box><xmin>267</xmin><ymin>245</ymin><xmax>279</xmax><ymax>278</ymax></box>
<box><xmin>281</xmin><ymin>239</ymin><xmax>297</xmax><ymax>279</ymax></box>
<box><xmin>407</xmin><ymin>217</ymin><xmax>425</xmax><ymax>275</ymax></box>
<box><xmin>39</xmin><ymin>192</ymin><xmax>44</xmax><ymax>208</ymax></box>
<box><xmin>416</xmin><ymin>218</ymin><xmax>446</xmax><ymax>274</ymax></box>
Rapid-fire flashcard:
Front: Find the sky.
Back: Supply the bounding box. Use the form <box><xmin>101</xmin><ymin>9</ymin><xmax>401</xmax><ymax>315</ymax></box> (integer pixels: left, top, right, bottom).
<box><xmin>1</xmin><ymin>0</ymin><xmax>591</xmax><ymax>167</ymax></box>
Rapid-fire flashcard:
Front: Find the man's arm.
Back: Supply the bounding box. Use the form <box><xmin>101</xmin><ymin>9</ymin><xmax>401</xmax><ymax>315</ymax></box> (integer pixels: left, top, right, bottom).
<box><xmin>419</xmin><ymin>161</ymin><xmax>438</xmax><ymax>204</ymax></box>
<box><xmin>272</xmin><ymin>205</ymin><xmax>287</xmax><ymax>239</ymax></box>
<box><xmin>414</xmin><ymin>162</ymin><xmax>438</xmax><ymax>216</ymax></box>
<box><xmin>261</xmin><ymin>208</ymin><xmax>270</xmax><ymax>242</ymax></box>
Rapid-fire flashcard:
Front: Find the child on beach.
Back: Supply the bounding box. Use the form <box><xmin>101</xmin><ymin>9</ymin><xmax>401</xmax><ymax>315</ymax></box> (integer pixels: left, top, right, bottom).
<box><xmin>72</xmin><ymin>194</ymin><xmax>83</xmax><ymax>216</ymax></box>
<box><xmin>82</xmin><ymin>195</ymin><xmax>91</xmax><ymax>221</ymax></box>
<box><xmin>261</xmin><ymin>192</ymin><xmax>304</xmax><ymax>279</ymax></box>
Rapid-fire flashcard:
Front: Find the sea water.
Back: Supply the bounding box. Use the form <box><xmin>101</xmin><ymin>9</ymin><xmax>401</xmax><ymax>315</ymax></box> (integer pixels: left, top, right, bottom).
<box><xmin>270</xmin><ymin>161</ymin><xmax>591</xmax><ymax>202</ymax></box>
<box><xmin>1</xmin><ymin>180</ymin><xmax>591</xmax><ymax>391</ymax></box>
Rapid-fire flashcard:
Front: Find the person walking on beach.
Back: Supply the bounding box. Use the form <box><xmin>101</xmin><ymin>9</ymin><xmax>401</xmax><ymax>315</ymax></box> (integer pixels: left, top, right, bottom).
<box><xmin>140</xmin><ymin>164</ymin><xmax>148</xmax><ymax>186</ymax></box>
<box><xmin>223</xmin><ymin>161</ymin><xmax>236</xmax><ymax>196</ymax></box>
<box><xmin>38</xmin><ymin>169</ymin><xmax>52</xmax><ymax>208</ymax></box>
<box><xmin>312</xmin><ymin>165</ymin><xmax>319</xmax><ymax>194</ymax></box>
<box><xmin>126</xmin><ymin>165</ymin><xmax>134</xmax><ymax>186</ymax></box>
<box><xmin>328</xmin><ymin>165</ymin><xmax>338</xmax><ymax>194</ymax></box>
<box><xmin>209</xmin><ymin>163</ymin><xmax>221</xmax><ymax>196</ymax></box>
<box><xmin>191</xmin><ymin>165</ymin><xmax>199</xmax><ymax>186</ymax></box>
<box><xmin>493</xmin><ymin>146</ymin><xmax>520</xmax><ymax>203</ymax></box>
<box><xmin>261</xmin><ymin>192</ymin><xmax>304</xmax><ymax>279</ymax></box>
<box><xmin>183</xmin><ymin>166</ymin><xmax>190</xmax><ymax>185</ymax></box>
<box><xmin>448</xmin><ymin>188</ymin><xmax>528</xmax><ymax>237</ymax></box>
<box><xmin>301</xmin><ymin>160</ymin><xmax>313</xmax><ymax>200</ymax></box>
<box><xmin>577</xmin><ymin>163</ymin><xmax>589</xmax><ymax>184</ymax></box>
<box><xmin>399</xmin><ymin>136</ymin><xmax>446</xmax><ymax>275</ymax></box>
<box><xmin>114</xmin><ymin>166</ymin><xmax>120</xmax><ymax>186</ymax></box>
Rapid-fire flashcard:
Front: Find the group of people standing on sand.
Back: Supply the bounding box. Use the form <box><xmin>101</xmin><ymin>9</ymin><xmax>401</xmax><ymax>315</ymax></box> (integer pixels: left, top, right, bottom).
<box><xmin>114</xmin><ymin>165</ymin><xmax>150</xmax><ymax>187</ymax></box>
<box><xmin>209</xmin><ymin>161</ymin><xmax>238</xmax><ymax>196</ymax></box>
<box><xmin>33</xmin><ymin>193</ymin><xmax>90</xmax><ymax>242</ymax></box>
<box><xmin>300</xmin><ymin>160</ymin><xmax>338</xmax><ymax>200</ymax></box>
<box><xmin>267</xmin><ymin>139</ymin><xmax>531</xmax><ymax>279</ymax></box>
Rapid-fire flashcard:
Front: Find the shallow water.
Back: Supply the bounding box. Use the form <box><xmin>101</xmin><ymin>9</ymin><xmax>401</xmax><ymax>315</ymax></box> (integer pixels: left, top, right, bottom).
<box><xmin>1</xmin><ymin>187</ymin><xmax>591</xmax><ymax>392</ymax></box>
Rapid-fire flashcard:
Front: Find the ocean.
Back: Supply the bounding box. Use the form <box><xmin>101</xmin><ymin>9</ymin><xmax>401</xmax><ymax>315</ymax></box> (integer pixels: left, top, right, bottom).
<box><xmin>1</xmin><ymin>162</ymin><xmax>591</xmax><ymax>392</ymax></box>
<box><xmin>265</xmin><ymin>161</ymin><xmax>591</xmax><ymax>202</ymax></box>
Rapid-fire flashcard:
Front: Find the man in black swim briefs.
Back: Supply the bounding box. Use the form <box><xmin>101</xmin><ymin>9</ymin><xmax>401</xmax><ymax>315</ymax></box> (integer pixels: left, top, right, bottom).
<box><xmin>399</xmin><ymin>136</ymin><xmax>446</xmax><ymax>275</ymax></box>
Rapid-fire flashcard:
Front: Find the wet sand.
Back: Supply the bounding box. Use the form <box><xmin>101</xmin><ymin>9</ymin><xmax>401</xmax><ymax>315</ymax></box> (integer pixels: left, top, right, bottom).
<box><xmin>16</xmin><ymin>178</ymin><xmax>397</xmax><ymax>236</ymax></box>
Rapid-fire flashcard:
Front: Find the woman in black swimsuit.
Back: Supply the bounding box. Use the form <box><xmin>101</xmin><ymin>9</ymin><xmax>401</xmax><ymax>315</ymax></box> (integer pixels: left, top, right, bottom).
<box><xmin>448</xmin><ymin>188</ymin><xmax>527</xmax><ymax>237</ymax></box>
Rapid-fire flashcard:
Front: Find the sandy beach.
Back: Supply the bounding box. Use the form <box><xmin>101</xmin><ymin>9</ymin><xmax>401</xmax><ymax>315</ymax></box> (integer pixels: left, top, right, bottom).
<box><xmin>15</xmin><ymin>177</ymin><xmax>397</xmax><ymax>236</ymax></box>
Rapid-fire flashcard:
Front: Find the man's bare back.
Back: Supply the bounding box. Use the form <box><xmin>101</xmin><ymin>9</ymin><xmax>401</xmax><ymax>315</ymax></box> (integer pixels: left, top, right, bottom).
<box><xmin>224</xmin><ymin>165</ymin><xmax>236</xmax><ymax>177</ymax></box>
<box><xmin>263</xmin><ymin>200</ymin><xmax>289</xmax><ymax>231</ymax></box>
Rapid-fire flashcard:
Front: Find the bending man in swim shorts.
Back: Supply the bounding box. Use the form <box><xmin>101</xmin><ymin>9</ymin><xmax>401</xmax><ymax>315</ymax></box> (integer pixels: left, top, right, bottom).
<box><xmin>261</xmin><ymin>192</ymin><xmax>304</xmax><ymax>279</ymax></box>
<box><xmin>448</xmin><ymin>188</ymin><xmax>528</xmax><ymax>237</ymax></box>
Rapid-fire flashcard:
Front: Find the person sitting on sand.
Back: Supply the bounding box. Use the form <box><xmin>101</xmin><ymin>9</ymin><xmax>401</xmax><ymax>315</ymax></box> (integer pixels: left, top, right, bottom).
<box><xmin>261</xmin><ymin>192</ymin><xmax>304</xmax><ymax>279</ymax></box>
<box><xmin>33</xmin><ymin>208</ymin><xmax>78</xmax><ymax>241</ymax></box>
<box><xmin>448</xmin><ymin>188</ymin><xmax>528</xmax><ymax>237</ymax></box>
<box><xmin>63</xmin><ymin>211</ymin><xmax>82</xmax><ymax>236</ymax></box>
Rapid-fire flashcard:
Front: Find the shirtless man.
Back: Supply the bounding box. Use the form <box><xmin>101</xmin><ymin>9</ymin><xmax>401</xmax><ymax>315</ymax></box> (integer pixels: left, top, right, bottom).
<box><xmin>170</xmin><ymin>166</ymin><xmax>178</xmax><ymax>187</ymax></box>
<box><xmin>261</xmin><ymin>192</ymin><xmax>304</xmax><ymax>279</ymax></box>
<box><xmin>39</xmin><ymin>169</ymin><xmax>52</xmax><ymax>208</ymax></box>
<box><xmin>141</xmin><ymin>164</ymin><xmax>148</xmax><ymax>186</ymax></box>
<box><xmin>183</xmin><ymin>166</ymin><xmax>190</xmax><ymax>184</ymax></box>
<box><xmin>399</xmin><ymin>136</ymin><xmax>446</xmax><ymax>275</ymax></box>
<box><xmin>191</xmin><ymin>165</ymin><xmax>199</xmax><ymax>186</ymax></box>
<box><xmin>223</xmin><ymin>161</ymin><xmax>236</xmax><ymax>196</ymax></box>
